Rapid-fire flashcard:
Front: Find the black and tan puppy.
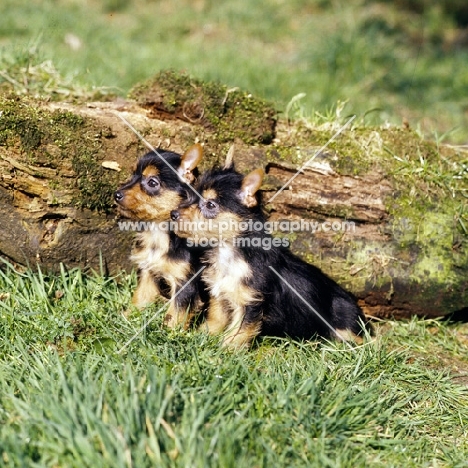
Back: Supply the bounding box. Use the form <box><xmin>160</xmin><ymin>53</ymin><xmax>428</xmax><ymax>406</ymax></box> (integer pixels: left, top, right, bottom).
<box><xmin>171</xmin><ymin>163</ymin><xmax>370</xmax><ymax>347</ymax></box>
<box><xmin>114</xmin><ymin>144</ymin><xmax>205</xmax><ymax>328</ymax></box>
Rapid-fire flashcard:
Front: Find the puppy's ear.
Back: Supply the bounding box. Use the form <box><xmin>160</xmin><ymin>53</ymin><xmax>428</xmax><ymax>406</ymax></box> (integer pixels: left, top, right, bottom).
<box><xmin>239</xmin><ymin>168</ymin><xmax>264</xmax><ymax>207</ymax></box>
<box><xmin>178</xmin><ymin>144</ymin><xmax>203</xmax><ymax>183</ymax></box>
<box><xmin>223</xmin><ymin>145</ymin><xmax>235</xmax><ymax>169</ymax></box>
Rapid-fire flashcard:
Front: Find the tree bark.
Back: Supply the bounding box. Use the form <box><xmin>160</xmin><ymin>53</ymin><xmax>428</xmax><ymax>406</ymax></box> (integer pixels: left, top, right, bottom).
<box><xmin>0</xmin><ymin>95</ymin><xmax>466</xmax><ymax>319</ymax></box>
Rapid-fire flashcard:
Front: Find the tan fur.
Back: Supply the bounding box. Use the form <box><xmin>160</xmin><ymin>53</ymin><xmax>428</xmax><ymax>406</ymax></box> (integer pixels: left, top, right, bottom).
<box><xmin>178</xmin><ymin>143</ymin><xmax>203</xmax><ymax>183</ymax></box>
<box><xmin>176</xmin><ymin>205</ymin><xmax>243</xmax><ymax>240</ymax></box>
<box><xmin>132</xmin><ymin>268</ymin><xmax>160</xmax><ymax>308</ymax></box>
<box><xmin>204</xmin><ymin>245</ymin><xmax>257</xmax><ymax>301</ymax></box>
<box><xmin>142</xmin><ymin>166</ymin><xmax>159</xmax><ymax>177</ymax></box>
<box><xmin>141</xmin><ymin>239</ymin><xmax>192</xmax><ymax>287</ymax></box>
<box><xmin>173</xmin><ymin>205</ymin><xmax>199</xmax><ymax>238</ymax></box>
<box><xmin>202</xmin><ymin>244</ymin><xmax>261</xmax><ymax>347</ymax></box>
<box><xmin>117</xmin><ymin>187</ymin><xmax>182</xmax><ymax>222</ymax></box>
<box><xmin>204</xmin><ymin>297</ymin><xmax>231</xmax><ymax>335</ymax></box>
<box><xmin>223</xmin><ymin>320</ymin><xmax>262</xmax><ymax>348</ymax></box>
<box><xmin>165</xmin><ymin>301</ymin><xmax>193</xmax><ymax>329</ymax></box>
<box><xmin>239</xmin><ymin>168</ymin><xmax>264</xmax><ymax>208</ymax></box>
<box><xmin>130</xmin><ymin>229</ymin><xmax>192</xmax><ymax>328</ymax></box>
<box><xmin>130</xmin><ymin>230</ymin><xmax>170</xmax><ymax>270</ymax></box>
<box><xmin>213</xmin><ymin>212</ymin><xmax>243</xmax><ymax>239</ymax></box>
<box><xmin>202</xmin><ymin>188</ymin><xmax>218</xmax><ymax>200</ymax></box>
<box><xmin>334</xmin><ymin>328</ymin><xmax>363</xmax><ymax>344</ymax></box>
<box><xmin>224</xmin><ymin>145</ymin><xmax>235</xmax><ymax>169</ymax></box>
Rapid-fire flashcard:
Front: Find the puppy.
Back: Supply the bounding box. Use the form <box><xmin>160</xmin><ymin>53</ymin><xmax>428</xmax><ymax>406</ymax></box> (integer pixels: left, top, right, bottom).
<box><xmin>115</xmin><ymin>144</ymin><xmax>206</xmax><ymax>328</ymax></box>
<box><xmin>171</xmin><ymin>163</ymin><xmax>370</xmax><ymax>347</ymax></box>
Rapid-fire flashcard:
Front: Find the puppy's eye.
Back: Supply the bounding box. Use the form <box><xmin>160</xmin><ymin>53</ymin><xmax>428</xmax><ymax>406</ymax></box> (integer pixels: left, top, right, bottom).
<box><xmin>146</xmin><ymin>177</ymin><xmax>160</xmax><ymax>189</ymax></box>
<box><xmin>201</xmin><ymin>199</ymin><xmax>219</xmax><ymax>219</ymax></box>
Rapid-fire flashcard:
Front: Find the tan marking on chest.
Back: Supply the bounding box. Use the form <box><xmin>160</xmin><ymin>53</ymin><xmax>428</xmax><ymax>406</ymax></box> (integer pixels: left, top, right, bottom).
<box><xmin>204</xmin><ymin>245</ymin><xmax>260</xmax><ymax>306</ymax></box>
<box><xmin>131</xmin><ymin>230</ymin><xmax>191</xmax><ymax>284</ymax></box>
<box><xmin>202</xmin><ymin>246</ymin><xmax>263</xmax><ymax>348</ymax></box>
<box><xmin>131</xmin><ymin>230</ymin><xmax>170</xmax><ymax>270</ymax></box>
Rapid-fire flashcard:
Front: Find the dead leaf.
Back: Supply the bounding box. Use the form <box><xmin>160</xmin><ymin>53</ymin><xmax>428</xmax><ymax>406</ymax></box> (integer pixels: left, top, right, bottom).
<box><xmin>101</xmin><ymin>161</ymin><xmax>121</xmax><ymax>172</ymax></box>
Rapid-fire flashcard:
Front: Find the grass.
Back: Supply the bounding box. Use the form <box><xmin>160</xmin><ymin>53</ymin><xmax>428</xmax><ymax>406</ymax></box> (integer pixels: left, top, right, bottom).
<box><xmin>0</xmin><ymin>262</ymin><xmax>467</xmax><ymax>467</ymax></box>
<box><xmin>0</xmin><ymin>0</ymin><xmax>467</xmax><ymax>141</ymax></box>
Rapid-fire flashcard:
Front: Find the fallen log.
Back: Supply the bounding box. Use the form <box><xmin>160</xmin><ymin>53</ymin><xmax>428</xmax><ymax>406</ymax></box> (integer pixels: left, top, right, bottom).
<box><xmin>0</xmin><ymin>72</ymin><xmax>466</xmax><ymax>319</ymax></box>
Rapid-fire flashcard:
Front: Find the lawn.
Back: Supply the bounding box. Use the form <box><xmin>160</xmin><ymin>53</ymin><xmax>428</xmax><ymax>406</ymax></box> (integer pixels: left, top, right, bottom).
<box><xmin>1</xmin><ymin>1</ymin><xmax>468</xmax><ymax>466</ymax></box>
<box><xmin>0</xmin><ymin>264</ymin><xmax>467</xmax><ymax>467</ymax></box>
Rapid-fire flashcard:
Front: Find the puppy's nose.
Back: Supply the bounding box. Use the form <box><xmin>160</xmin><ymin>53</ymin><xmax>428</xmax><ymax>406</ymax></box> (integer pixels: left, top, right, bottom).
<box><xmin>170</xmin><ymin>210</ymin><xmax>180</xmax><ymax>221</ymax></box>
<box><xmin>114</xmin><ymin>190</ymin><xmax>124</xmax><ymax>202</ymax></box>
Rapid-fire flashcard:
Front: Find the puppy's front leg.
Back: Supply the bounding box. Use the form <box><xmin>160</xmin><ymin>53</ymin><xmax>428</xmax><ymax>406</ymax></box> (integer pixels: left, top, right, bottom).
<box><xmin>132</xmin><ymin>269</ymin><xmax>159</xmax><ymax>309</ymax></box>
<box><xmin>204</xmin><ymin>297</ymin><xmax>230</xmax><ymax>335</ymax></box>
<box><xmin>222</xmin><ymin>304</ymin><xmax>262</xmax><ymax>349</ymax></box>
<box><xmin>164</xmin><ymin>279</ymin><xmax>197</xmax><ymax>329</ymax></box>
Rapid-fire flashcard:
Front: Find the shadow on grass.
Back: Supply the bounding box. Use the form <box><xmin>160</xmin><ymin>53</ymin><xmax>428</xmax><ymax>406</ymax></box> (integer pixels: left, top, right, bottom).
<box><xmin>442</xmin><ymin>307</ymin><xmax>468</xmax><ymax>323</ymax></box>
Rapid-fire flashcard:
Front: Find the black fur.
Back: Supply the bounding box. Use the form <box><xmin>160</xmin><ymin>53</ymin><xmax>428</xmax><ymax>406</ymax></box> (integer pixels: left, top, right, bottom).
<box><xmin>176</xmin><ymin>165</ymin><xmax>370</xmax><ymax>343</ymax></box>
